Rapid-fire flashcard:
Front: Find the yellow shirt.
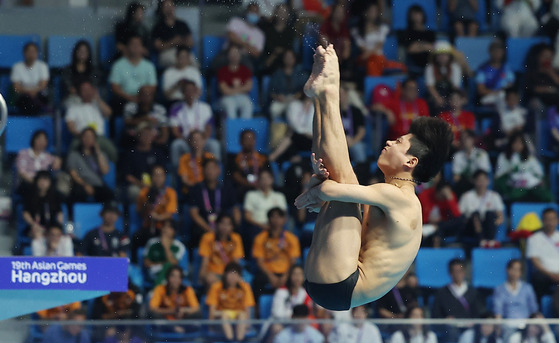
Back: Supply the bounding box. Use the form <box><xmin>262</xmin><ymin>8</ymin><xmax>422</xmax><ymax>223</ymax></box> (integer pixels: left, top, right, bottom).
<box><xmin>199</xmin><ymin>232</ymin><xmax>244</xmax><ymax>274</ymax></box>
<box><xmin>206</xmin><ymin>281</ymin><xmax>255</xmax><ymax>311</ymax></box>
<box><xmin>252</xmin><ymin>230</ymin><xmax>300</xmax><ymax>274</ymax></box>
<box><xmin>149</xmin><ymin>284</ymin><xmax>199</xmax><ymax>320</ymax></box>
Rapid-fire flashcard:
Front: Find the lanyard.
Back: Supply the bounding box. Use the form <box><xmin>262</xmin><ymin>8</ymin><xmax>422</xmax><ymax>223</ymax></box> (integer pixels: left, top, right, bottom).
<box><xmin>242</xmin><ymin>152</ymin><xmax>259</xmax><ymax>176</ymax></box>
<box><xmin>190</xmin><ymin>155</ymin><xmax>200</xmax><ymax>181</ymax></box>
<box><xmin>215</xmin><ymin>240</ymin><xmax>230</xmax><ymax>264</ymax></box>
<box><xmin>400</xmin><ymin>101</ymin><xmax>419</xmax><ymax>133</ymax></box>
<box><xmin>98</xmin><ymin>227</ymin><xmax>109</xmax><ymax>252</ymax></box>
<box><xmin>265</xmin><ymin>231</ymin><xmax>287</xmax><ymax>262</ymax></box>
<box><xmin>449</xmin><ymin>285</ymin><xmax>470</xmax><ymax>311</ymax></box>
<box><xmin>202</xmin><ymin>187</ymin><xmax>221</xmax><ymax>213</ymax></box>
<box><xmin>393</xmin><ymin>287</ymin><xmax>407</xmax><ymax>313</ymax></box>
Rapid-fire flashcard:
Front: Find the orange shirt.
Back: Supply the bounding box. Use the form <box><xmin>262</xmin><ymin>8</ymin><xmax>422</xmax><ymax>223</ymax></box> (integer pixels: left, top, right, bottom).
<box><xmin>234</xmin><ymin>151</ymin><xmax>268</xmax><ymax>177</ymax></box>
<box><xmin>199</xmin><ymin>232</ymin><xmax>245</xmax><ymax>275</ymax></box>
<box><xmin>101</xmin><ymin>290</ymin><xmax>136</xmax><ymax>316</ymax></box>
<box><xmin>37</xmin><ymin>302</ymin><xmax>81</xmax><ymax>319</ymax></box>
<box><xmin>137</xmin><ymin>186</ymin><xmax>178</xmax><ymax>229</ymax></box>
<box><xmin>206</xmin><ymin>281</ymin><xmax>255</xmax><ymax>311</ymax></box>
<box><xmin>178</xmin><ymin>152</ymin><xmax>215</xmax><ymax>186</ymax></box>
<box><xmin>149</xmin><ymin>284</ymin><xmax>200</xmax><ymax>320</ymax></box>
<box><xmin>252</xmin><ymin>230</ymin><xmax>301</xmax><ymax>274</ymax></box>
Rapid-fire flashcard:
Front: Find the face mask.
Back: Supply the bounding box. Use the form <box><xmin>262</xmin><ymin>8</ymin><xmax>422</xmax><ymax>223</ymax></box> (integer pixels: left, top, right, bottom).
<box><xmin>246</xmin><ymin>12</ymin><xmax>259</xmax><ymax>25</ymax></box>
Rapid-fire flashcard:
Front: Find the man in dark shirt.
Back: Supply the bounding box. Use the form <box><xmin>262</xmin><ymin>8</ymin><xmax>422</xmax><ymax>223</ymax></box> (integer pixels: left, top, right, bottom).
<box><xmin>230</xmin><ymin>129</ymin><xmax>269</xmax><ymax>201</ymax></box>
<box><xmin>151</xmin><ymin>0</ymin><xmax>193</xmax><ymax>68</ymax></box>
<box><xmin>189</xmin><ymin>158</ymin><xmax>240</xmax><ymax>247</ymax></box>
<box><xmin>78</xmin><ymin>202</ymin><xmax>128</xmax><ymax>258</ymax></box>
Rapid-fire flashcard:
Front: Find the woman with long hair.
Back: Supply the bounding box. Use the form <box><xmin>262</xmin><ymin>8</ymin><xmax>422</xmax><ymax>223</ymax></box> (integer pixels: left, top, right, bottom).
<box><xmin>62</xmin><ymin>40</ymin><xmax>100</xmax><ymax>106</ymax></box>
<box><xmin>425</xmin><ymin>41</ymin><xmax>463</xmax><ymax>114</ymax></box>
<box><xmin>457</xmin><ymin>312</ymin><xmax>502</xmax><ymax>343</ymax></box>
<box><xmin>22</xmin><ymin>171</ymin><xmax>64</xmax><ymax>239</ymax></box>
<box><xmin>390</xmin><ymin>305</ymin><xmax>438</xmax><ymax>343</ymax></box>
<box><xmin>115</xmin><ymin>2</ymin><xmax>149</xmax><ymax>57</ymax></box>
<box><xmin>397</xmin><ymin>5</ymin><xmax>436</xmax><ymax>74</ymax></box>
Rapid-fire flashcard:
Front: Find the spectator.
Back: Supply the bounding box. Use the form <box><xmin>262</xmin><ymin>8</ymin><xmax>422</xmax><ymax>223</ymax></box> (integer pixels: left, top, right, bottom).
<box><xmin>525</xmin><ymin>45</ymin><xmax>559</xmax><ymax>109</ymax></box>
<box><xmin>109</xmin><ymin>34</ymin><xmax>156</xmax><ymax>112</ymax></box>
<box><xmin>42</xmin><ymin>309</ymin><xmax>91</xmax><ymax>343</ymax></box>
<box><xmin>418</xmin><ymin>176</ymin><xmax>464</xmax><ymax>246</ymax></box>
<box><xmin>244</xmin><ymin>171</ymin><xmax>288</xmax><ymax>232</ymax></box>
<box><xmin>457</xmin><ymin>313</ymin><xmax>503</xmax><ymax>343</ymax></box>
<box><xmin>207</xmin><ymin>262</ymin><xmax>255</xmax><ymax>342</ymax></box>
<box><xmin>508</xmin><ymin>313</ymin><xmax>557</xmax><ymax>343</ymax></box>
<box><xmin>376</xmin><ymin>272</ymin><xmax>419</xmax><ymax>319</ymax></box>
<box><xmin>177</xmin><ymin>130</ymin><xmax>215</xmax><ymax>194</ymax></box>
<box><xmin>225</xmin><ymin>2</ymin><xmax>265</xmax><ymax>65</ymax></box>
<box><xmin>459</xmin><ymin>170</ymin><xmax>505</xmax><ymax>247</ymax></box>
<box><xmin>476</xmin><ymin>40</ymin><xmax>515</xmax><ymax>106</ymax></box>
<box><xmin>390</xmin><ymin>305</ymin><xmax>438</xmax><ymax>343</ymax></box>
<box><xmin>274</xmin><ymin>304</ymin><xmax>324</xmax><ymax>343</ymax></box>
<box><xmin>151</xmin><ymin>0</ymin><xmax>194</xmax><ymax>68</ymax></box>
<box><xmin>32</xmin><ymin>222</ymin><xmax>73</xmax><ymax>257</ymax></box>
<box><xmin>252</xmin><ymin>207</ymin><xmax>300</xmax><ymax>298</ymax></box>
<box><xmin>189</xmin><ymin>159</ymin><xmax>241</xmax><ymax>248</ymax></box>
<box><xmin>121</xmin><ymin>123</ymin><xmax>167</xmax><ymax>202</ymax></box>
<box><xmin>328</xmin><ymin>305</ymin><xmax>383</xmax><ymax>343</ymax></box>
<box><xmin>269</xmin><ymin>97</ymin><xmax>314</xmax><ymax>163</ymax></box>
<box><xmin>493</xmin><ymin>259</ymin><xmax>538</xmax><ymax>320</ymax></box>
<box><xmin>448</xmin><ymin>0</ymin><xmax>479</xmax><ymax>37</ymax></box>
<box><xmin>353</xmin><ymin>2</ymin><xmax>406</xmax><ymax>77</ymax></box>
<box><xmin>497</xmin><ymin>88</ymin><xmax>527</xmax><ymax>140</ymax></box>
<box><xmin>438</xmin><ymin>89</ymin><xmax>475</xmax><ymax>147</ymax></box>
<box><xmin>115</xmin><ymin>2</ymin><xmax>149</xmax><ymax>57</ymax></box>
<box><xmin>122</xmin><ymin>85</ymin><xmax>168</xmax><ymax>150</ymax></box>
<box><xmin>66</xmin><ymin>81</ymin><xmax>117</xmax><ymax>162</ymax></box>
<box><xmin>268</xmin><ymin>49</ymin><xmax>307</xmax><ymax>120</ymax></box>
<box><xmin>526</xmin><ymin>208</ymin><xmax>559</xmax><ymax>299</ymax></box>
<box><xmin>143</xmin><ymin>220</ymin><xmax>186</xmax><ymax>285</ymax></box>
<box><xmin>432</xmin><ymin>259</ymin><xmax>480</xmax><ymax>339</ymax></box>
<box><xmin>321</xmin><ymin>3</ymin><xmax>353</xmax><ymax>79</ymax></box>
<box><xmin>149</xmin><ymin>266</ymin><xmax>200</xmax><ymax>327</ymax></box>
<box><xmin>231</xmin><ymin>129</ymin><xmax>269</xmax><ymax>196</ymax></box>
<box><xmin>259</xmin><ymin>3</ymin><xmax>296</xmax><ymax>75</ymax></box>
<box><xmin>37</xmin><ymin>302</ymin><xmax>82</xmax><ymax>320</ymax></box>
<box><xmin>162</xmin><ymin>46</ymin><xmax>203</xmax><ymax>104</ymax></box>
<box><xmin>62</xmin><ymin>40</ymin><xmax>101</xmax><ymax>106</ymax></box>
<box><xmin>100</xmin><ymin>327</ymin><xmax>145</xmax><ymax>343</ymax></box>
<box><xmin>11</xmin><ymin>41</ymin><xmax>49</xmax><ymax>115</ymax></box>
<box><xmin>169</xmin><ymin>79</ymin><xmax>220</xmax><ymax>168</ymax></box>
<box><xmin>218</xmin><ymin>45</ymin><xmax>254</xmax><ymax>119</ymax></box>
<box><xmin>271</xmin><ymin>264</ymin><xmax>312</xmax><ymax>320</ymax></box>
<box><xmin>22</xmin><ymin>171</ymin><xmax>64</xmax><ymax>239</ymax></box>
<box><xmin>397</xmin><ymin>5</ymin><xmax>436</xmax><ymax>74</ymax></box>
<box><xmin>92</xmin><ymin>285</ymin><xmax>141</xmax><ymax>320</ymax></box>
<box><xmin>452</xmin><ymin>130</ymin><xmax>492</xmax><ymax>195</ymax></box>
<box><xmin>495</xmin><ymin>132</ymin><xmax>553</xmax><ymax>202</ymax></box>
<box><xmin>425</xmin><ymin>41</ymin><xmax>463</xmax><ymax>114</ymax></box>
<box><xmin>498</xmin><ymin>0</ymin><xmax>539</xmax><ymax>37</ymax></box>
<box><xmin>198</xmin><ymin>213</ymin><xmax>244</xmax><ymax>287</ymax></box>
<box><xmin>340</xmin><ymin>86</ymin><xmax>367</xmax><ymax>164</ymax></box>
<box><xmin>16</xmin><ymin>130</ymin><xmax>61</xmax><ymax>197</ymax></box>
<box><xmin>66</xmin><ymin>128</ymin><xmax>113</xmax><ymax>206</ymax></box>
<box><xmin>78</xmin><ymin>202</ymin><xmax>128</xmax><ymax>258</ymax></box>
<box><xmin>548</xmin><ymin>105</ymin><xmax>559</xmax><ymax>153</ymax></box>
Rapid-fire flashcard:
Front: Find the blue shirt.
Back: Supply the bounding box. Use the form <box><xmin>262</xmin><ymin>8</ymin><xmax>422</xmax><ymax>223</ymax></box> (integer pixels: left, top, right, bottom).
<box><xmin>493</xmin><ymin>281</ymin><xmax>538</xmax><ymax>319</ymax></box>
<box><xmin>475</xmin><ymin>62</ymin><xmax>515</xmax><ymax>91</ymax></box>
<box><xmin>109</xmin><ymin>57</ymin><xmax>157</xmax><ymax>96</ymax></box>
<box><xmin>42</xmin><ymin>325</ymin><xmax>91</xmax><ymax>343</ymax></box>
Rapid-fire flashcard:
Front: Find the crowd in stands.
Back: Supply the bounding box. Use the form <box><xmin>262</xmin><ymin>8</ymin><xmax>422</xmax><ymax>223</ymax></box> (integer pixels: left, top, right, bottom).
<box><xmin>8</xmin><ymin>0</ymin><xmax>559</xmax><ymax>342</ymax></box>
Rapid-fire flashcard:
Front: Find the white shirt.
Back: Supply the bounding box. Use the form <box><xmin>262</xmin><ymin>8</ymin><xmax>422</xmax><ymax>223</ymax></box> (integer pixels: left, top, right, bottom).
<box><xmin>328</xmin><ymin>322</ymin><xmax>383</xmax><ymax>343</ymax></box>
<box><xmin>391</xmin><ymin>330</ymin><xmax>438</xmax><ymax>343</ymax></box>
<box><xmin>425</xmin><ymin>62</ymin><xmax>462</xmax><ymax>88</ymax></box>
<box><xmin>123</xmin><ymin>102</ymin><xmax>168</xmax><ymax>128</ymax></box>
<box><xmin>458</xmin><ymin>329</ymin><xmax>503</xmax><ymax>343</ymax></box>
<box><xmin>495</xmin><ymin>153</ymin><xmax>544</xmax><ymax>189</ymax></box>
<box><xmin>32</xmin><ymin>236</ymin><xmax>74</xmax><ymax>257</ymax></box>
<box><xmin>11</xmin><ymin>60</ymin><xmax>49</xmax><ymax>88</ymax></box>
<box><xmin>459</xmin><ymin>189</ymin><xmax>505</xmax><ymax>219</ymax></box>
<box><xmin>271</xmin><ymin>287</ymin><xmax>309</xmax><ymax>319</ymax></box>
<box><xmin>449</xmin><ymin>282</ymin><xmax>469</xmax><ymax>298</ymax></box>
<box><xmin>352</xmin><ymin>24</ymin><xmax>390</xmax><ymax>54</ymax></box>
<box><xmin>243</xmin><ymin>189</ymin><xmax>287</xmax><ymax>225</ymax></box>
<box><xmin>227</xmin><ymin>17</ymin><xmax>265</xmax><ymax>53</ymax></box>
<box><xmin>65</xmin><ymin>102</ymin><xmax>106</xmax><ymax>136</ymax></box>
<box><xmin>498</xmin><ymin>104</ymin><xmax>527</xmax><ymax>133</ymax></box>
<box><xmin>274</xmin><ymin>326</ymin><xmax>324</xmax><ymax>343</ymax></box>
<box><xmin>169</xmin><ymin>101</ymin><xmax>213</xmax><ymax>137</ymax></box>
<box><xmin>526</xmin><ymin>231</ymin><xmax>559</xmax><ymax>273</ymax></box>
<box><xmin>162</xmin><ymin>66</ymin><xmax>203</xmax><ymax>101</ymax></box>
<box><xmin>452</xmin><ymin>147</ymin><xmax>492</xmax><ymax>177</ymax></box>
<box><xmin>287</xmin><ymin>100</ymin><xmax>314</xmax><ymax>135</ymax></box>
<box><xmin>508</xmin><ymin>331</ymin><xmax>556</xmax><ymax>343</ymax></box>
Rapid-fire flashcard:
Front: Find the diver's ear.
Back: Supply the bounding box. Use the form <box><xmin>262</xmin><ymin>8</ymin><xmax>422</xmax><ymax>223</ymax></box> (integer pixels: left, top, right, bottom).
<box><xmin>405</xmin><ymin>156</ymin><xmax>418</xmax><ymax>169</ymax></box>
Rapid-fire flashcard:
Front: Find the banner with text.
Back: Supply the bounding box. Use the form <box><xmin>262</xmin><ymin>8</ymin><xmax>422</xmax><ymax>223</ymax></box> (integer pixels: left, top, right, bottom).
<box><xmin>0</xmin><ymin>257</ymin><xmax>128</xmax><ymax>291</ymax></box>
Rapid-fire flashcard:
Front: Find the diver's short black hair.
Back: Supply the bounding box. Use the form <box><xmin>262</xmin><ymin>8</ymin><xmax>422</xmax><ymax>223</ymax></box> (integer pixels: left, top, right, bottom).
<box><xmin>407</xmin><ymin>117</ymin><xmax>453</xmax><ymax>183</ymax></box>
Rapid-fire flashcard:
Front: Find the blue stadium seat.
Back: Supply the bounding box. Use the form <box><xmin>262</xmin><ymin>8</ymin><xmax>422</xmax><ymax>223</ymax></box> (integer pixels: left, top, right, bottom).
<box><xmin>202</xmin><ymin>35</ymin><xmax>226</xmax><ymax>70</ymax></box>
<box><xmin>364</xmin><ymin>76</ymin><xmax>404</xmax><ymax>106</ymax></box>
<box><xmin>5</xmin><ymin>116</ymin><xmax>54</xmax><ymax>154</ymax></box>
<box><xmin>440</xmin><ymin>0</ymin><xmax>487</xmax><ymax>32</ymax></box>
<box><xmin>384</xmin><ymin>36</ymin><xmax>399</xmax><ymax>61</ymax></box>
<box><xmin>98</xmin><ymin>34</ymin><xmax>116</xmax><ymax>69</ymax></box>
<box><xmin>302</xmin><ymin>33</ymin><xmax>318</xmax><ymax>71</ymax></box>
<box><xmin>510</xmin><ymin>203</ymin><xmax>559</xmax><ymax>230</ymax></box>
<box><xmin>455</xmin><ymin>37</ymin><xmax>494</xmax><ymax>72</ymax></box>
<box><xmin>392</xmin><ymin>0</ymin><xmax>437</xmax><ymax>30</ymax></box>
<box><xmin>103</xmin><ymin>161</ymin><xmax>117</xmax><ymax>190</ymax></box>
<box><xmin>249</xmin><ymin>76</ymin><xmax>260</xmax><ymax>114</ymax></box>
<box><xmin>537</xmin><ymin>119</ymin><xmax>557</xmax><ymax>158</ymax></box>
<box><xmin>471</xmin><ymin>248</ymin><xmax>521</xmax><ymax>288</ymax></box>
<box><xmin>550</xmin><ymin>163</ymin><xmax>559</xmax><ymax>200</ymax></box>
<box><xmin>507</xmin><ymin>37</ymin><xmax>550</xmax><ymax>72</ymax></box>
<box><xmin>259</xmin><ymin>294</ymin><xmax>274</xmax><ymax>319</ymax></box>
<box><xmin>303</xmin><ymin>247</ymin><xmax>310</xmax><ymax>262</ymax></box>
<box><xmin>541</xmin><ymin>295</ymin><xmax>555</xmax><ymax>318</ymax></box>
<box><xmin>128</xmin><ymin>204</ymin><xmax>141</xmax><ymax>237</ymax></box>
<box><xmin>192</xmin><ymin>248</ymin><xmax>202</xmax><ymax>287</ymax></box>
<box><xmin>415</xmin><ymin>248</ymin><xmax>465</xmax><ymax>289</ymax></box>
<box><xmin>47</xmin><ymin>35</ymin><xmax>94</xmax><ymax>69</ymax></box>
<box><xmin>224</xmin><ymin>118</ymin><xmax>269</xmax><ymax>154</ymax></box>
<box><xmin>0</xmin><ymin>34</ymin><xmax>41</xmax><ymax>69</ymax></box>
<box><xmin>73</xmin><ymin>203</ymin><xmax>124</xmax><ymax>240</ymax></box>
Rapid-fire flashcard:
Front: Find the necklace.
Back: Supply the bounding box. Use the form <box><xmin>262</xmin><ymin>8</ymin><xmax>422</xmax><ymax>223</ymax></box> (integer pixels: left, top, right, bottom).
<box><xmin>391</xmin><ymin>176</ymin><xmax>420</xmax><ymax>184</ymax></box>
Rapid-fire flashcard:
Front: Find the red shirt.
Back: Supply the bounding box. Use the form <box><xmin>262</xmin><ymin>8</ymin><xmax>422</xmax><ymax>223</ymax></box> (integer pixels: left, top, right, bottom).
<box><xmin>217</xmin><ymin>65</ymin><xmax>252</xmax><ymax>92</ymax></box>
<box><xmin>418</xmin><ymin>187</ymin><xmax>461</xmax><ymax>224</ymax></box>
<box><xmin>387</xmin><ymin>98</ymin><xmax>430</xmax><ymax>139</ymax></box>
<box><xmin>320</xmin><ymin>21</ymin><xmax>350</xmax><ymax>57</ymax></box>
<box><xmin>438</xmin><ymin>110</ymin><xmax>475</xmax><ymax>143</ymax></box>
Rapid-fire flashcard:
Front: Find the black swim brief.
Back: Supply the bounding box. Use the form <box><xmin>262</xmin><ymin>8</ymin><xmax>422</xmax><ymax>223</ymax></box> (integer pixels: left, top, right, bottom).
<box><xmin>304</xmin><ymin>269</ymin><xmax>359</xmax><ymax>311</ymax></box>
